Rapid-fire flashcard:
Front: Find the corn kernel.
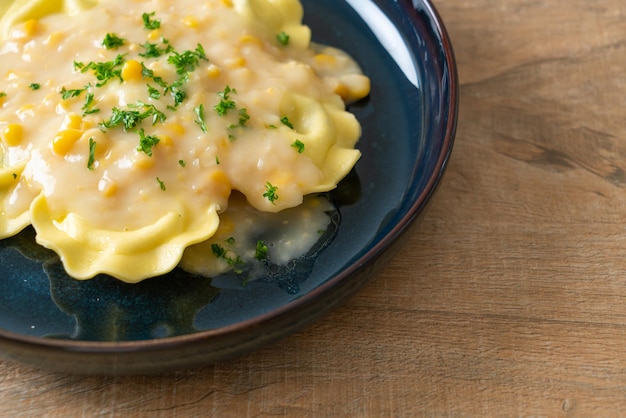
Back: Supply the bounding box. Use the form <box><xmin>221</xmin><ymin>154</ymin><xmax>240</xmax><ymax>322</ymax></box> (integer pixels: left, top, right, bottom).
<box><xmin>98</xmin><ymin>178</ymin><xmax>118</xmax><ymax>197</ymax></box>
<box><xmin>203</xmin><ymin>169</ymin><xmax>231</xmax><ymax>197</ymax></box>
<box><xmin>159</xmin><ymin>135</ymin><xmax>173</xmax><ymax>146</ymax></box>
<box><xmin>221</xmin><ymin>0</ymin><xmax>233</xmax><ymax>7</ymax></box>
<box><xmin>273</xmin><ymin>172</ymin><xmax>293</xmax><ymax>187</ymax></box>
<box><xmin>314</xmin><ymin>54</ymin><xmax>336</xmax><ymax>66</ymax></box>
<box><xmin>121</xmin><ymin>59</ymin><xmax>143</xmax><ymax>82</ymax></box>
<box><xmin>339</xmin><ymin>74</ymin><xmax>371</xmax><ymax>102</ymax></box>
<box><xmin>167</xmin><ymin>123</ymin><xmax>185</xmax><ymax>136</ymax></box>
<box><xmin>225</xmin><ymin>57</ymin><xmax>246</xmax><ymax>68</ymax></box>
<box><xmin>80</xmin><ymin>120</ymin><xmax>95</xmax><ymax>130</ymax></box>
<box><xmin>240</xmin><ymin>35</ymin><xmax>263</xmax><ymax>47</ymax></box>
<box><xmin>45</xmin><ymin>32</ymin><xmax>64</xmax><ymax>46</ymax></box>
<box><xmin>134</xmin><ymin>154</ymin><xmax>155</xmax><ymax>169</ymax></box>
<box><xmin>62</xmin><ymin>113</ymin><xmax>83</xmax><ymax>130</ymax></box>
<box><xmin>183</xmin><ymin>16</ymin><xmax>199</xmax><ymax>28</ymax></box>
<box><xmin>334</xmin><ymin>83</ymin><xmax>350</xmax><ymax>102</ymax></box>
<box><xmin>206</xmin><ymin>64</ymin><xmax>221</xmax><ymax>79</ymax></box>
<box><xmin>52</xmin><ymin>129</ymin><xmax>82</xmax><ymax>155</ymax></box>
<box><xmin>147</xmin><ymin>29</ymin><xmax>161</xmax><ymax>41</ymax></box>
<box><xmin>22</xmin><ymin>20</ymin><xmax>39</xmax><ymax>37</ymax></box>
<box><xmin>3</xmin><ymin>124</ymin><xmax>23</xmax><ymax>146</ymax></box>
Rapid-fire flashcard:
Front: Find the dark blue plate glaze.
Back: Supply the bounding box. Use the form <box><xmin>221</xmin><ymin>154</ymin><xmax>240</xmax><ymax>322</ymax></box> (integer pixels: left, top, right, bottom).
<box><xmin>0</xmin><ymin>0</ymin><xmax>457</xmax><ymax>374</ymax></box>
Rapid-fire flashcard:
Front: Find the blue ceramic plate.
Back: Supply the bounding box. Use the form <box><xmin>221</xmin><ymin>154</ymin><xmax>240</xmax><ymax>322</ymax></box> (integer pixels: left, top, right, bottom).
<box><xmin>0</xmin><ymin>0</ymin><xmax>457</xmax><ymax>374</ymax></box>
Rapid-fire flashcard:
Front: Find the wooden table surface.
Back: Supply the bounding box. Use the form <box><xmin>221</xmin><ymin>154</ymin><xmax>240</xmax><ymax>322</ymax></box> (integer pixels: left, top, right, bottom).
<box><xmin>3</xmin><ymin>0</ymin><xmax>626</xmax><ymax>415</ymax></box>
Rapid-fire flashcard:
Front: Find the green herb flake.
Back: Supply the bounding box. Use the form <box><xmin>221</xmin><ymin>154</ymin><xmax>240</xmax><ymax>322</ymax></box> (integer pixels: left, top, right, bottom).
<box><xmin>263</xmin><ymin>182</ymin><xmax>279</xmax><ymax>204</ymax></box>
<box><xmin>139</xmin><ymin>40</ymin><xmax>173</xmax><ymax>58</ymax></box>
<box><xmin>226</xmin><ymin>237</ymin><xmax>236</xmax><ymax>245</ymax></box>
<box><xmin>194</xmin><ymin>104</ymin><xmax>208</xmax><ymax>133</ymax></box>
<box><xmin>255</xmin><ymin>240</ymin><xmax>269</xmax><ymax>260</ymax></box>
<box><xmin>291</xmin><ymin>139</ymin><xmax>305</xmax><ymax>153</ymax></box>
<box><xmin>142</xmin><ymin>12</ymin><xmax>161</xmax><ymax>30</ymax></box>
<box><xmin>141</xmin><ymin>63</ymin><xmax>168</xmax><ymax>88</ymax></box>
<box><xmin>167</xmin><ymin>44</ymin><xmax>208</xmax><ymax>75</ymax></box>
<box><xmin>133</xmin><ymin>102</ymin><xmax>166</xmax><ymax>125</ymax></box>
<box><xmin>28</xmin><ymin>83</ymin><xmax>41</xmax><ymax>90</ymax></box>
<box><xmin>0</xmin><ymin>92</ymin><xmax>7</xmax><ymax>99</ymax></box>
<box><xmin>237</xmin><ymin>108</ymin><xmax>250</xmax><ymax>127</ymax></box>
<box><xmin>167</xmin><ymin>83</ymin><xmax>186</xmax><ymax>107</ymax></box>
<box><xmin>156</xmin><ymin>177</ymin><xmax>166</xmax><ymax>191</ymax></box>
<box><xmin>102</xmin><ymin>33</ymin><xmax>126</xmax><ymax>50</ymax></box>
<box><xmin>75</xmin><ymin>54</ymin><xmax>126</xmax><ymax>87</ymax></box>
<box><xmin>211</xmin><ymin>243</ymin><xmax>226</xmax><ymax>259</ymax></box>
<box><xmin>280</xmin><ymin>116</ymin><xmax>294</xmax><ymax>129</ymax></box>
<box><xmin>101</xmin><ymin>103</ymin><xmax>165</xmax><ymax>131</ymax></box>
<box><xmin>215</xmin><ymin>155</ymin><xmax>220</xmax><ymax>165</ymax></box>
<box><xmin>215</xmin><ymin>85</ymin><xmax>237</xmax><ymax>116</ymax></box>
<box><xmin>178</xmin><ymin>159</ymin><xmax>186</xmax><ymax>167</ymax></box>
<box><xmin>87</xmin><ymin>137</ymin><xmax>97</xmax><ymax>170</ymax></box>
<box><xmin>82</xmin><ymin>92</ymin><xmax>100</xmax><ymax>115</ymax></box>
<box><xmin>60</xmin><ymin>86</ymin><xmax>86</xmax><ymax>100</ymax></box>
<box><xmin>276</xmin><ymin>31</ymin><xmax>290</xmax><ymax>46</ymax></box>
<box><xmin>137</xmin><ymin>129</ymin><xmax>160</xmax><ymax>156</ymax></box>
<box><xmin>101</xmin><ymin>107</ymin><xmax>142</xmax><ymax>131</ymax></box>
<box><xmin>146</xmin><ymin>84</ymin><xmax>161</xmax><ymax>99</ymax></box>
<box><xmin>11</xmin><ymin>173</ymin><xmax>17</xmax><ymax>179</ymax></box>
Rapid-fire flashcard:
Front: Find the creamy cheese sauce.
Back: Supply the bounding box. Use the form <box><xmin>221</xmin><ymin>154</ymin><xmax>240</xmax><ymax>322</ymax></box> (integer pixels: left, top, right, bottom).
<box><xmin>180</xmin><ymin>191</ymin><xmax>336</xmax><ymax>280</ymax></box>
<box><xmin>0</xmin><ymin>0</ymin><xmax>370</xmax><ymax>282</ymax></box>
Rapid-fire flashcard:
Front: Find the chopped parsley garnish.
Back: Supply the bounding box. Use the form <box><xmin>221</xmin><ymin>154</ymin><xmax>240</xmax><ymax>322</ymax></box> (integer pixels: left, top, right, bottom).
<box><xmin>0</xmin><ymin>92</ymin><xmax>6</xmax><ymax>99</ymax></box>
<box><xmin>255</xmin><ymin>240</ymin><xmax>269</xmax><ymax>260</ymax></box>
<box><xmin>280</xmin><ymin>116</ymin><xmax>294</xmax><ymax>129</ymax></box>
<box><xmin>82</xmin><ymin>92</ymin><xmax>100</xmax><ymax>115</ymax></box>
<box><xmin>178</xmin><ymin>159</ymin><xmax>186</xmax><ymax>167</ymax></box>
<box><xmin>211</xmin><ymin>243</ymin><xmax>227</xmax><ymax>259</ymax></box>
<box><xmin>263</xmin><ymin>182</ymin><xmax>279</xmax><ymax>204</ymax></box>
<box><xmin>132</xmin><ymin>102</ymin><xmax>166</xmax><ymax>125</ymax></box>
<box><xmin>291</xmin><ymin>139</ymin><xmax>305</xmax><ymax>153</ymax></box>
<box><xmin>211</xmin><ymin>242</ymin><xmax>243</xmax><ymax>267</ymax></box>
<box><xmin>87</xmin><ymin>138</ymin><xmax>96</xmax><ymax>170</ymax></box>
<box><xmin>141</xmin><ymin>64</ymin><xmax>168</xmax><ymax>88</ymax></box>
<box><xmin>142</xmin><ymin>12</ymin><xmax>161</xmax><ymax>30</ymax></box>
<box><xmin>226</xmin><ymin>237</ymin><xmax>236</xmax><ymax>245</ymax></box>
<box><xmin>228</xmin><ymin>108</ymin><xmax>250</xmax><ymax>130</ymax></box>
<box><xmin>11</xmin><ymin>173</ymin><xmax>17</xmax><ymax>179</ymax></box>
<box><xmin>194</xmin><ymin>104</ymin><xmax>208</xmax><ymax>133</ymax></box>
<box><xmin>101</xmin><ymin>103</ymin><xmax>165</xmax><ymax>131</ymax></box>
<box><xmin>276</xmin><ymin>31</ymin><xmax>290</xmax><ymax>46</ymax></box>
<box><xmin>137</xmin><ymin>129</ymin><xmax>160</xmax><ymax>156</ymax></box>
<box><xmin>156</xmin><ymin>177</ymin><xmax>166</xmax><ymax>191</ymax></box>
<box><xmin>74</xmin><ymin>54</ymin><xmax>126</xmax><ymax>87</ymax></box>
<box><xmin>139</xmin><ymin>40</ymin><xmax>173</xmax><ymax>58</ymax></box>
<box><xmin>167</xmin><ymin>44</ymin><xmax>208</xmax><ymax>75</ymax></box>
<box><xmin>237</xmin><ymin>108</ymin><xmax>250</xmax><ymax>127</ymax></box>
<box><xmin>146</xmin><ymin>84</ymin><xmax>161</xmax><ymax>99</ymax></box>
<box><xmin>167</xmin><ymin>82</ymin><xmax>186</xmax><ymax>107</ymax></box>
<box><xmin>101</xmin><ymin>107</ymin><xmax>142</xmax><ymax>131</ymax></box>
<box><xmin>60</xmin><ymin>86</ymin><xmax>86</xmax><ymax>100</ymax></box>
<box><xmin>29</xmin><ymin>83</ymin><xmax>41</xmax><ymax>90</ymax></box>
<box><xmin>102</xmin><ymin>33</ymin><xmax>126</xmax><ymax>50</ymax></box>
<box><xmin>215</xmin><ymin>85</ymin><xmax>237</xmax><ymax>116</ymax></box>
<box><xmin>215</xmin><ymin>155</ymin><xmax>220</xmax><ymax>165</ymax></box>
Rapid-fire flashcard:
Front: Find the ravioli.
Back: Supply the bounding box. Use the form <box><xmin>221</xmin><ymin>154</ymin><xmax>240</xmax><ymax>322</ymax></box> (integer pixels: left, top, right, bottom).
<box><xmin>0</xmin><ymin>0</ymin><xmax>370</xmax><ymax>282</ymax></box>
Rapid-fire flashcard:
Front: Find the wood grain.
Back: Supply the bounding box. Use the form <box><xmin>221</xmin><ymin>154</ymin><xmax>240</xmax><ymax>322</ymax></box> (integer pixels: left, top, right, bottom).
<box><xmin>2</xmin><ymin>0</ymin><xmax>626</xmax><ymax>415</ymax></box>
